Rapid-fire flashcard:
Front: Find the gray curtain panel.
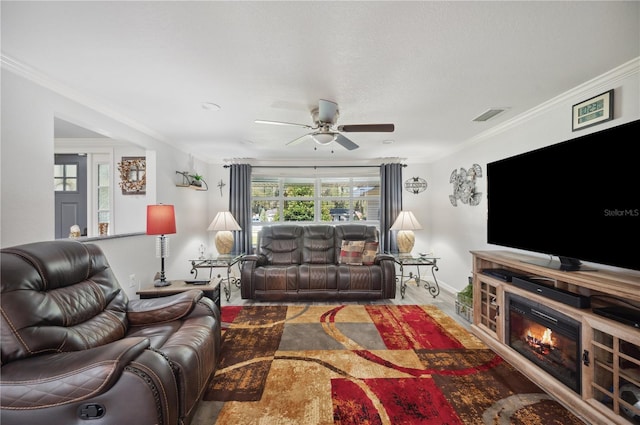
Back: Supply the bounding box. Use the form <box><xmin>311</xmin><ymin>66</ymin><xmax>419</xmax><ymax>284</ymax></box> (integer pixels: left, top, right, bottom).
<box><xmin>229</xmin><ymin>164</ymin><xmax>252</xmax><ymax>254</ymax></box>
<box><xmin>380</xmin><ymin>163</ymin><xmax>403</xmax><ymax>253</ymax></box>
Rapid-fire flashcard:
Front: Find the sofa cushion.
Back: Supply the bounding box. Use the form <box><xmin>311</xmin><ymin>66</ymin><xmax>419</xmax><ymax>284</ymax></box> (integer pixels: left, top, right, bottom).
<box><xmin>334</xmin><ymin>224</ymin><xmax>378</xmax><ymax>263</ymax></box>
<box><xmin>337</xmin><ymin>264</ymin><xmax>384</xmax><ymax>291</ymax></box>
<box><xmin>302</xmin><ymin>225</ymin><xmax>335</xmax><ymax>264</ymax></box>
<box><xmin>362</xmin><ymin>241</ymin><xmax>379</xmax><ymax>265</ymax></box>
<box><xmin>259</xmin><ymin>225</ymin><xmax>303</xmax><ymax>265</ymax></box>
<box><xmin>0</xmin><ymin>241</ymin><xmax>128</xmax><ymax>363</ymax></box>
<box><xmin>299</xmin><ymin>264</ymin><xmax>338</xmax><ymax>290</ymax></box>
<box><xmin>253</xmin><ymin>265</ymin><xmax>299</xmax><ymax>291</ymax></box>
<box><xmin>339</xmin><ymin>240</ymin><xmax>365</xmax><ymax>265</ymax></box>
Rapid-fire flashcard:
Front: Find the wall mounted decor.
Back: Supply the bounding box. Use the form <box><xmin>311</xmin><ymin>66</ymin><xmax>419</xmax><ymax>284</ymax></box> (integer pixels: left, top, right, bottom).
<box><xmin>117</xmin><ymin>157</ymin><xmax>146</xmax><ymax>195</ymax></box>
<box><xmin>176</xmin><ymin>171</ymin><xmax>208</xmax><ymax>191</ymax></box>
<box><xmin>404</xmin><ymin>176</ymin><xmax>428</xmax><ymax>194</ymax></box>
<box><xmin>572</xmin><ymin>89</ymin><xmax>613</xmax><ymax>131</ymax></box>
<box><xmin>217</xmin><ymin>179</ymin><xmax>226</xmax><ymax>197</ymax></box>
<box><xmin>449</xmin><ymin>164</ymin><xmax>482</xmax><ymax>207</ymax></box>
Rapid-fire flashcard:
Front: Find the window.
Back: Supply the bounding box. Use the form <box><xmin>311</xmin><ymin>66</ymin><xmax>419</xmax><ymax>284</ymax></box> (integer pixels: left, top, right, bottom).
<box><xmin>251</xmin><ymin>174</ymin><xmax>380</xmax><ymax>244</ymax></box>
<box><xmin>252</xmin><ymin>176</ymin><xmax>380</xmax><ymax>224</ymax></box>
<box><xmin>54</xmin><ymin>163</ymin><xmax>78</xmax><ymax>191</ymax></box>
<box><xmin>97</xmin><ymin>163</ymin><xmax>110</xmax><ymax>232</ymax></box>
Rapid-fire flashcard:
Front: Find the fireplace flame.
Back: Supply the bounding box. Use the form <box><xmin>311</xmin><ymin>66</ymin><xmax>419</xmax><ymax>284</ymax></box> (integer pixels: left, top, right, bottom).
<box><xmin>525</xmin><ymin>327</ymin><xmax>555</xmax><ymax>354</ymax></box>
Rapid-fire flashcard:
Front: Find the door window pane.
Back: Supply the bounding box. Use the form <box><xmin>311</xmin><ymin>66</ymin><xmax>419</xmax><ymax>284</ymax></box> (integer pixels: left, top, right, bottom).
<box><xmin>98</xmin><ymin>211</ymin><xmax>110</xmax><ymax>223</ymax></box>
<box><xmin>65</xmin><ymin>165</ymin><xmax>77</xmax><ymax>178</ymax></box>
<box><xmin>97</xmin><ymin>163</ymin><xmax>110</xmax><ymax>234</ymax></box>
<box><xmin>98</xmin><ymin>164</ymin><xmax>109</xmax><ymax>186</ymax></box>
<box><xmin>54</xmin><ymin>163</ymin><xmax>78</xmax><ymax>192</ymax></box>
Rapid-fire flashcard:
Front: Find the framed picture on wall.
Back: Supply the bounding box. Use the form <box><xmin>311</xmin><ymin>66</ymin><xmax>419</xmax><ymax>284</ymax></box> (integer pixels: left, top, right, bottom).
<box><xmin>117</xmin><ymin>156</ymin><xmax>146</xmax><ymax>195</ymax></box>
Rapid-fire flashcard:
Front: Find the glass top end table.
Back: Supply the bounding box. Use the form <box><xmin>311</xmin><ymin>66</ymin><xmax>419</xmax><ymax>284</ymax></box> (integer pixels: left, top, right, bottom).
<box><xmin>388</xmin><ymin>253</ymin><xmax>440</xmax><ymax>299</ymax></box>
<box><xmin>189</xmin><ymin>254</ymin><xmax>244</xmax><ymax>302</ymax></box>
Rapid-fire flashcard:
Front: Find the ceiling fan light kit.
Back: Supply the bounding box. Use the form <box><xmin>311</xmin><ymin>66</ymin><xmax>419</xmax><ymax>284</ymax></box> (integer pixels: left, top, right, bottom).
<box><xmin>256</xmin><ymin>99</ymin><xmax>395</xmax><ymax>151</ymax></box>
<box><xmin>311</xmin><ymin>133</ymin><xmax>336</xmax><ymax>145</ymax></box>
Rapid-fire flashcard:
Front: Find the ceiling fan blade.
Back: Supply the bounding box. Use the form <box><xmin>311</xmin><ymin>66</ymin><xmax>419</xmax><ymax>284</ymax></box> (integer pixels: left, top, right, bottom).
<box><xmin>337</xmin><ymin>123</ymin><xmax>395</xmax><ymax>132</ymax></box>
<box><xmin>255</xmin><ymin>119</ymin><xmax>313</xmax><ymax>130</ymax></box>
<box><xmin>286</xmin><ymin>133</ymin><xmax>311</xmax><ymax>146</ymax></box>
<box><xmin>334</xmin><ymin>134</ymin><xmax>359</xmax><ymax>150</ymax></box>
<box><xmin>317</xmin><ymin>99</ymin><xmax>338</xmax><ymax>123</ymax></box>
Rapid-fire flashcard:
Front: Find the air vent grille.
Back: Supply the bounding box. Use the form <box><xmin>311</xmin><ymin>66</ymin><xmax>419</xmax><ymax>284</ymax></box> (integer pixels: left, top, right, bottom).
<box><xmin>473</xmin><ymin>108</ymin><xmax>506</xmax><ymax>122</ymax></box>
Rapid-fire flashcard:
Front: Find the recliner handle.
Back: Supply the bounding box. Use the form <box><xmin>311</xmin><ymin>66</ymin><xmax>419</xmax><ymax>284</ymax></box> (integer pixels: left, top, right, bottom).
<box><xmin>78</xmin><ymin>403</ymin><xmax>106</xmax><ymax>420</ymax></box>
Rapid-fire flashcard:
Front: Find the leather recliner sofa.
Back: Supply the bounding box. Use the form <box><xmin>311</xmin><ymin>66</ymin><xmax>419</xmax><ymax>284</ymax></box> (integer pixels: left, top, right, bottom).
<box><xmin>0</xmin><ymin>240</ymin><xmax>221</xmax><ymax>425</ymax></box>
<box><xmin>241</xmin><ymin>224</ymin><xmax>396</xmax><ymax>301</ymax></box>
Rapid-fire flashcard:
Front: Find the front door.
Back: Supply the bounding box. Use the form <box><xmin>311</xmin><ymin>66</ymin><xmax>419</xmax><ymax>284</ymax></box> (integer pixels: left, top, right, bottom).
<box><xmin>54</xmin><ymin>154</ymin><xmax>87</xmax><ymax>238</ymax></box>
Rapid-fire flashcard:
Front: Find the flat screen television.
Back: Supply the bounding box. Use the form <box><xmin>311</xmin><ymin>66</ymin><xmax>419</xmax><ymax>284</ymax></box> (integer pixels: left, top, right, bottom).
<box><xmin>487</xmin><ymin>119</ymin><xmax>640</xmax><ymax>272</ymax></box>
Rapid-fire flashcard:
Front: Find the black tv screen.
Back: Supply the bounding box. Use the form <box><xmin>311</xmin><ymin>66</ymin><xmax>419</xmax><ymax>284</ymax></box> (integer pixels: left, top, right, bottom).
<box><xmin>487</xmin><ymin>119</ymin><xmax>640</xmax><ymax>272</ymax></box>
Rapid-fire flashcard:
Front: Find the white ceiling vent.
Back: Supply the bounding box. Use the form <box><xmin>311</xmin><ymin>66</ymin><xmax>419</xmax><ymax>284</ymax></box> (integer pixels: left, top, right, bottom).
<box><xmin>472</xmin><ymin>108</ymin><xmax>507</xmax><ymax>122</ymax></box>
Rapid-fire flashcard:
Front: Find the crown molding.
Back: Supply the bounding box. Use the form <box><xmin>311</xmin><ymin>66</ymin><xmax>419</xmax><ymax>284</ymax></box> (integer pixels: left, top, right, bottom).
<box><xmin>1</xmin><ymin>53</ymin><xmax>169</xmax><ymax>144</ymax></box>
<box><xmin>432</xmin><ymin>56</ymin><xmax>640</xmax><ymax>162</ymax></box>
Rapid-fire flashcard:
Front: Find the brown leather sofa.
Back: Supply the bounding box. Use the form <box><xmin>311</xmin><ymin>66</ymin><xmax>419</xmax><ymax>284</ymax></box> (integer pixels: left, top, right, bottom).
<box><xmin>0</xmin><ymin>240</ymin><xmax>221</xmax><ymax>425</ymax></box>
<box><xmin>241</xmin><ymin>224</ymin><xmax>396</xmax><ymax>301</ymax></box>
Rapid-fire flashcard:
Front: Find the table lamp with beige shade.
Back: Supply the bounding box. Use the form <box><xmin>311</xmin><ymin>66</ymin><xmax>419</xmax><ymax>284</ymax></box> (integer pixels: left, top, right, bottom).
<box><xmin>390</xmin><ymin>210</ymin><xmax>422</xmax><ymax>256</ymax></box>
<box><xmin>208</xmin><ymin>211</ymin><xmax>242</xmax><ymax>256</ymax></box>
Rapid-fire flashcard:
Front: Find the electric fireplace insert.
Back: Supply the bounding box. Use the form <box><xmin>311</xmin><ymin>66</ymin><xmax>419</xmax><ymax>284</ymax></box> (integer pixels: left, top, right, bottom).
<box><xmin>506</xmin><ymin>293</ymin><xmax>582</xmax><ymax>394</ymax></box>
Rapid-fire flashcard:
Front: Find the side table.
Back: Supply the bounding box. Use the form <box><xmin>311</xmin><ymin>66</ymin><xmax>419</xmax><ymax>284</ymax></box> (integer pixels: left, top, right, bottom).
<box><xmin>188</xmin><ymin>254</ymin><xmax>244</xmax><ymax>302</ymax></box>
<box><xmin>390</xmin><ymin>254</ymin><xmax>441</xmax><ymax>299</ymax></box>
<box><xmin>137</xmin><ymin>279</ymin><xmax>221</xmax><ymax>311</ymax></box>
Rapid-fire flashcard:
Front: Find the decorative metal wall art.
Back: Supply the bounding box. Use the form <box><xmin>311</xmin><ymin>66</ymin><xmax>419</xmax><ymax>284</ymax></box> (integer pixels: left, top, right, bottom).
<box><xmin>449</xmin><ymin>164</ymin><xmax>482</xmax><ymax>206</ymax></box>
<box><xmin>117</xmin><ymin>157</ymin><xmax>146</xmax><ymax>195</ymax></box>
<box><xmin>404</xmin><ymin>176</ymin><xmax>428</xmax><ymax>194</ymax></box>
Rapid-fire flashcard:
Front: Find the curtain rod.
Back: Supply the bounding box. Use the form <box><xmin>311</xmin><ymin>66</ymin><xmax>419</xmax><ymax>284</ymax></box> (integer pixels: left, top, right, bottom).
<box><xmin>223</xmin><ymin>164</ymin><xmax>406</xmax><ymax>169</ymax></box>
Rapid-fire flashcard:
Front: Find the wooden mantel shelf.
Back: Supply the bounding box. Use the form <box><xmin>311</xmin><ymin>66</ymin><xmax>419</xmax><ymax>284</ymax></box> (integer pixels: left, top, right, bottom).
<box><xmin>471</xmin><ymin>250</ymin><xmax>640</xmax><ymax>301</ymax></box>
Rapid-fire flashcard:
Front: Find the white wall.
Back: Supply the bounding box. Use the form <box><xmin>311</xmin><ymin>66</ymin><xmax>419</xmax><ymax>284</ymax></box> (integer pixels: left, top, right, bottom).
<box><xmin>405</xmin><ymin>58</ymin><xmax>640</xmax><ymax>294</ymax></box>
<box><xmin>1</xmin><ymin>69</ymin><xmax>211</xmax><ymax>299</ymax></box>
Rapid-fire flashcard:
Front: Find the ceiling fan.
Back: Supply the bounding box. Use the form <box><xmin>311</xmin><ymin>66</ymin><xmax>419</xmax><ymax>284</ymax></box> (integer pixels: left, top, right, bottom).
<box><xmin>255</xmin><ymin>99</ymin><xmax>394</xmax><ymax>150</ymax></box>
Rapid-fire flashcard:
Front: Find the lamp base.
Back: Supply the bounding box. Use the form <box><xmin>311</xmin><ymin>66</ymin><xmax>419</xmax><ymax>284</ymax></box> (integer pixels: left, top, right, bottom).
<box><xmin>215</xmin><ymin>230</ymin><xmax>234</xmax><ymax>255</ymax></box>
<box><xmin>396</xmin><ymin>230</ymin><xmax>415</xmax><ymax>255</ymax></box>
<box><xmin>153</xmin><ymin>278</ymin><xmax>172</xmax><ymax>287</ymax></box>
<box><xmin>153</xmin><ymin>270</ymin><xmax>171</xmax><ymax>287</ymax></box>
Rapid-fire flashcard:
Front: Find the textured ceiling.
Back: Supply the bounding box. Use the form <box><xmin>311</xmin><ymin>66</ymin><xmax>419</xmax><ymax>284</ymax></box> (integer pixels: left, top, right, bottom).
<box><xmin>2</xmin><ymin>1</ymin><xmax>639</xmax><ymax>164</ymax></box>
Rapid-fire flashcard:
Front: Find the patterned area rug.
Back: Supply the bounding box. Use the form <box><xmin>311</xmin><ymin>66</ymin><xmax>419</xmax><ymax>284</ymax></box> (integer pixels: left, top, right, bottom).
<box><xmin>205</xmin><ymin>305</ymin><xmax>585</xmax><ymax>424</ymax></box>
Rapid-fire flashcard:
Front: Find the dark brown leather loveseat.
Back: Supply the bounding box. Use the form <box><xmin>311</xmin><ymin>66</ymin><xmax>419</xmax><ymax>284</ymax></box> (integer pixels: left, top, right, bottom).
<box><xmin>241</xmin><ymin>224</ymin><xmax>396</xmax><ymax>301</ymax></box>
<box><xmin>0</xmin><ymin>240</ymin><xmax>221</xmax><ymax>425</ymax></box>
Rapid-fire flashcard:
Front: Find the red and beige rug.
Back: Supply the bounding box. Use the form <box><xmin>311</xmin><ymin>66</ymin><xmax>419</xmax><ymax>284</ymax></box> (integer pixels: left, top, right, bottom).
<box><xmin>205</xmin><ymin>305</ymin><xmax>585</xmax><ymax>424</ymax></box>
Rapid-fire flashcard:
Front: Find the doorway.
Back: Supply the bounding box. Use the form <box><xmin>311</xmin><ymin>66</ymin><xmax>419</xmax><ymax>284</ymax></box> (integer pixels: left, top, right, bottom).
<box><xmin>54</xmin><ymin>154</ymin><xmax>87</xmax><ymax>238</ymax></box>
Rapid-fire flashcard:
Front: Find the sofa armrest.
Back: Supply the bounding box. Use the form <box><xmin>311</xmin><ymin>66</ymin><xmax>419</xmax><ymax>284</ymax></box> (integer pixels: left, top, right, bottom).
<box><xmin>242</xmin><ymin>253</ymin><xmax>268</xmax><ymax>266</ymax></box>
<box><xmin>374</xmin><ymin>253</ymin><xmax>395</xmax><ymax>264</ymax></box>
<box><xmin>375</xmin><ymin>253</ymin><xmax>397</xmax><ymax>298</ymax></box>
<box><xmin>127</xmin><ymin>290</ymin><xmax>203</xmax><ymax>326</ymax></box>
<box><xmin>240</xmin><ymin>255</ymin><xmax>267</xmax><ymax>299</ymax></box>
<box><xmin>189</xmin><ymin>296</ymin><xmax>220</xmax><ymax>321</ymax></box>
<box><xmin>0</xmin><ymin>337</ymin><xmax>150</xmax><ymax>408</ymax></box>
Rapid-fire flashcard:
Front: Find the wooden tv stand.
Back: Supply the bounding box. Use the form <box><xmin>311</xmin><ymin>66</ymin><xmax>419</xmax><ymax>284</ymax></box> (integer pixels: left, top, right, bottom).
<box><xmin>471</xmin><ymin>250</ymin><xmax>640</xmax><ymax>425</ymax></box>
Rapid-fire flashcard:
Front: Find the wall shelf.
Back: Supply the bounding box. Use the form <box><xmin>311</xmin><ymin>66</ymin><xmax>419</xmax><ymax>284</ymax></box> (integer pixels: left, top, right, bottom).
<box><xmin>175</xmin><ymin>171</ymin><xmax>208</xmax><ymax>191</ymax></box>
